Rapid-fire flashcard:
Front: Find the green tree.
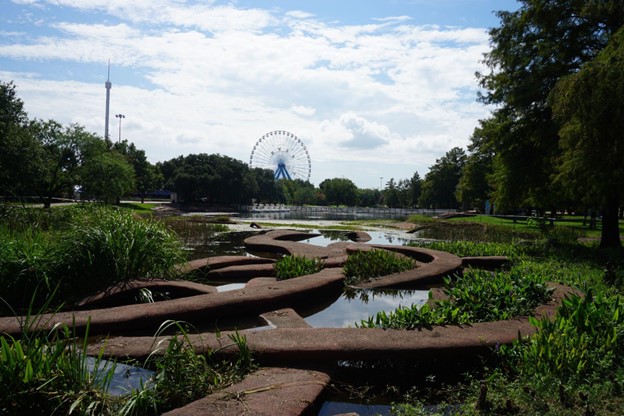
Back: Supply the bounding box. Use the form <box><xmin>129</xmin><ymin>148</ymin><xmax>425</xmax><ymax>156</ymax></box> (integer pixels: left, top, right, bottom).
<box><xmin>113</xmin><ymin>140</ymin><xmax>162</xmax><ymax>203</ymax></box>
<box><xmin>477</xmin><ymin>1</ymin><xmax>624</xmax><ymax>211</ymax></box>
<box><xmin>0</xmin><ymin>81</ymin><xmax>39</xmax><ymax>198</ymax></box>
<box><xmin>81</xmin><ymin>151</ymin><xmax>135</xmax><ymax>204</ymax></box>
<box><xmin>457</xmin><ymin>120</ymin><xmax>495</xmax><ymax>212</ymax></box>
<box><xmin>383</xmin><ymin>178</ymin><xmax>400</xmax><ymax>208</ymax></box>
<box><xmin>419</xmin><ymin>147</ymin><xmax>466</xmax><ymax>209</ymax></box>
<box><xmin>357</xmin><ymin>188</ymin><xmax>382</xmax><ymax>207</ymax></box>
<box><xmin>26</xmin><ymin>121</ymin><xmax>105</xmax><ymax>208</ymax></box>
<box><xmin>319</xmin><ymin>178</ymin><xmax>358</xmax><ymax>206</ymax></box>
<box><xmin>550</xmin><ymin>26</ymin><xmax>624</xmax><ymax>247</ymax></box>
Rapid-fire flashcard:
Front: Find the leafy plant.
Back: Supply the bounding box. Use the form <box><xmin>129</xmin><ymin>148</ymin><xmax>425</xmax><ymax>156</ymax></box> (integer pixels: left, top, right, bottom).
<box><xmin>408</xmin><ymin>240</ymin><xmax>523</xmax><ymax>258</ymax></box>
<box><xmin>500</xmin><ymin>291</ymin><xmax>624</xmax><ymax>389</ymax></box>
<box><xmin>0</xmin><ymin>314</ymin><xmax>119</xmax><ymax>415</ymax></box>
<box><xmin>122</xmin><ymin>321</ymin><xmax>255</xmax><ymax>415</ymax></box>
<box><xmin>274</xmin><ymin>254</ymin><xmax>324</xmax><ymax>280</ymax></box>
<box><xmin>359</xmin><ymin>267</ymin><xmax>552</xmax><ymax>329</ymax></box>
<box><xmin>343</xmin><ymin>249</ymin><xmax>416</xmax><ymax>285</ymax></box>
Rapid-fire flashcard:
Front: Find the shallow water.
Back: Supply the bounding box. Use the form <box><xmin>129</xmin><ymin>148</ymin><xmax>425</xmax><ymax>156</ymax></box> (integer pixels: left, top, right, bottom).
<box><xmin>303</xmin><ymin>288</ymin><xmax>429</xmax><ymax>328</ymax></box>
<box><xmin>86</xmin><ymin>357</ymin><xmax>154</xmax><ymax>396</ymax></box>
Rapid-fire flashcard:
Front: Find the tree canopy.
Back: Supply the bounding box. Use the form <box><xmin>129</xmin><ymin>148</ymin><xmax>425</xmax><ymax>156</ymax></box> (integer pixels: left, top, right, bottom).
<box><xmin>550</xmin><ymin>26</ymin><xmax>624</xmax><ymax>247</ymax></box>
<box><xmin>476</xmin><ymin>0</ymin><xmax>624</xmax><ymax>212</ymax></box>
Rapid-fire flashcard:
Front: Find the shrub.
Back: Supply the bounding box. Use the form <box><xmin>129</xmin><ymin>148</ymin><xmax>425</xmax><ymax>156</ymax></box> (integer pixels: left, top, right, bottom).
<box><xmin>0</xmin><ymin>205</ymin><xmax>186</xmax><ymax>311</ymax></box>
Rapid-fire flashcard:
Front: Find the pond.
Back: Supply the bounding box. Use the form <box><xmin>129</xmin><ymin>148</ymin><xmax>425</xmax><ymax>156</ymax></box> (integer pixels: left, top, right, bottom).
<box><xmin>302</xmin><ymin>288</ymin><xmax>429</xmax><ymax>328</ymax></box>
<box><xmin>186</xmin><ymin>229</ymin><xmax>420</xmax><ymax>259</ymax></box>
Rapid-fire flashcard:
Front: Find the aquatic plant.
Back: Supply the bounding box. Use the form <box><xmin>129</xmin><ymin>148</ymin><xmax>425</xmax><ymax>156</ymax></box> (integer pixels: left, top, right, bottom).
<box><xmin>343</xmin><ymin>249</ymin><xmax>416</xmax><ymax>285</ymax></box>
<box><xmin>121</xmin><ymin>321</ymin><xmax>254</xmax><ymax>415</ymax></box>
<box><xmin>274</xmin><ymin>254</ymin><xmax>324</xmax><ymax>280</ymax></box>
<box><xmin>358</xmin><ymin>267</ymin><xmax>552</xmax><ymax>329</ymax></box>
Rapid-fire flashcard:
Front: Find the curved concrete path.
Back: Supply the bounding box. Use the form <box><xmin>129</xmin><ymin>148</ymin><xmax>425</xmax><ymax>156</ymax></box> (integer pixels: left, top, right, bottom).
<box><xmin>0</xmin><ymin>228</ymin><xmax>579</xmax><ymax>415</ymax></box>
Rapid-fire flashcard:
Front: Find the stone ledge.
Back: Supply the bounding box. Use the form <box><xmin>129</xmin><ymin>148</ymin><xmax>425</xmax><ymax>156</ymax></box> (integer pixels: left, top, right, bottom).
<box><xmin>162</xmin><ymin>367</ymin><xmax>331</xmax><ymax>416</ymax></box>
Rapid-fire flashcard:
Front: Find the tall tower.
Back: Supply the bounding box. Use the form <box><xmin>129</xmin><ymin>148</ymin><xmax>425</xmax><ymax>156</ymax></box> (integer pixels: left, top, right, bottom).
<box><xmin>104</xmin><ymin>60</ymin><xmax>112</xmax><ymax>141</ymax></box>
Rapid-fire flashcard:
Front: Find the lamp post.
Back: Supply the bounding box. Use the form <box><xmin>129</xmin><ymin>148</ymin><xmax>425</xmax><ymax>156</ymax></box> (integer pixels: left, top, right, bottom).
<box><xmin>115</xmin><ymin>114</ymin><xmax>125</xmax><ymax>143</ymax></box>
<box><xmin>380</xmin><ymin>177</ymin><xmax>383</xmax><ymax>191</ymax></box>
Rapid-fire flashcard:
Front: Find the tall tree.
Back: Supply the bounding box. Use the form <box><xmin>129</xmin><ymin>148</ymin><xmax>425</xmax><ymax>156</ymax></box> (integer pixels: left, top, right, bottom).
<box><xmin>550</xmin><ymin>26</ymin><xmax>624</xmax><ymax>247</ymax></box>
<box><xmin>81</xmin><ymin>151</ymin><xmax>135</xmax><ymax>204</ymax></box>
<box><xmin>113</xmin><ymin>140</ymin><xmax>162</xmax><ymax>203</ymax></box>
<box><xmin>419</xmin><ymin>147</ymin><xmax>466</xmax><ymax>209</ymax></box>
<box><xmin>0</xmin><ymin>81</ymin><xmax>39</xmax><ymax>198</ymax></box>
<box><xmin>477</xmin><ymin>0</ymin><xmax>624</xmax><ymax>211</ymax></box>
<box><xmin>319</xmin><ymin>178</ymin><xmax>358</xmax><ymax>206</ymax></box>
<box><xmin>457</xmin><ymin>119</ymin><xmax>495</xmax><ymax>212</ymax></box>
<box><xmin>383</xmin><ymin>178</ymin><xmax>400</xmax><ymax>208</ymax></box>
<box><xmin>28</xmin><ymin>121</ymin><xmax>105</xmax><ymax>208</ymax></box>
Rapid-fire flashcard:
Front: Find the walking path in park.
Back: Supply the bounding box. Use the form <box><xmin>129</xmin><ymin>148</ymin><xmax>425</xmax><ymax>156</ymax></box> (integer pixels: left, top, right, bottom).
<box><xmin>0</xmin><ymin>226</ymin><xmax>577</xmax><ymax>415</ymax></box>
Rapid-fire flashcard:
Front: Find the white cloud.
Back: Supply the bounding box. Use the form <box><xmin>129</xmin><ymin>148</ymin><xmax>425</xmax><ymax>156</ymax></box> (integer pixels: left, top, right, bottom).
<box><xmin>1</xmin><ymin>0</ymin><xmax>493</xmax><ymax>188</ymax></box>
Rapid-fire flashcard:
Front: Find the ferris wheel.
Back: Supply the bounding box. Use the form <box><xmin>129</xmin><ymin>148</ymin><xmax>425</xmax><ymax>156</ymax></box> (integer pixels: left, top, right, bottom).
<box><xmin>249</xmin><ymin>130</ymin><xmax>311</xmax><ymax>181</ymax></box>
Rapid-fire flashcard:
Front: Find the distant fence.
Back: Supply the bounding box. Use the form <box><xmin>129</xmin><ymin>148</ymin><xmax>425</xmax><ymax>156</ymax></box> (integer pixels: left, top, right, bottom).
<box><xmin>239</xmin><ymin>204</ymin><xmax>443</xmax><ymax>217</ymax></box>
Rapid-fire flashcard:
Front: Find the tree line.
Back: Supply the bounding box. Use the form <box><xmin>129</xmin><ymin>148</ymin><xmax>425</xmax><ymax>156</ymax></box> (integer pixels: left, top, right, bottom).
<box><xmin>0</xmin><ymin>79</ymin><xmax>456</xmax><ymax>210</ymax></box>
<box><xmin>2</xmin><ymin>0</ymin><xmax>624</xmax><ymax>247</ymax></box>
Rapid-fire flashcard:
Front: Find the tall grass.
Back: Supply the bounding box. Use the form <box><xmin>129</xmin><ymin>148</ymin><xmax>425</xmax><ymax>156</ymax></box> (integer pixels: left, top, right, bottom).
<box><xmin>0</xmin><ymin>204</ymin><xmax>186</xmax><ymax>312</ymax></box>
<box><xmin>0</xmin><ymin>315</ymin><xmax>120</xmax><ymax>415</ymax></box>
<box><xmin>57</xmin><ymin>206</ymin><xmax>186</xmax><ymax>294</ymax></box>
<box><xmin>121</xmin><ymin>321</ymin><xmax>255</xmax><ymax>415</ymax></box>
<box><xmin>0</xmin><ymin>313</ymin><xmax>255</xmax><ymax>415</ymax></box>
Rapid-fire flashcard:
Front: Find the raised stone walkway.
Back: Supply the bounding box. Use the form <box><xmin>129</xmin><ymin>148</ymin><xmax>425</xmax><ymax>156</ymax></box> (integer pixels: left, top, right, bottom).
<box><xmin>0</xmin><ymin>228</ymin><xmax>579</xmax><ymax>415</ymax></box>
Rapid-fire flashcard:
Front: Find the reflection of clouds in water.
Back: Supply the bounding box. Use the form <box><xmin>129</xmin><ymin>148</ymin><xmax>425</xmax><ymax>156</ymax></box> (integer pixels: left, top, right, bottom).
<box><xmin>305</xmin><ymin>230</ymin><xmax>414</xmax><ymax>247</ymax></box>
<box><xmin>305</xmin><ymin>290</ymin><xmax>429</xmax><ymax>328</ymax></box>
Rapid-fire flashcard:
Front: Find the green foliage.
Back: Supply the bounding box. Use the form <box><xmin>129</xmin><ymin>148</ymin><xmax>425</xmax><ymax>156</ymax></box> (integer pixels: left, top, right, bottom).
<box><xmin>415</xmin><ymin>220</ymin><xmax>538</xmax><ymax>243</ymax></box>
<box><xmin>0</xmin><ymin>312</ymin><xmax>255</xmax><ymax>416</ymax></box>
<box><xmin>162</xmin><ymin>215</ymin><xmax>230</xmax><ymax>245</ymax></box>
<box><xmin>359</xmin><ymin>267</ymin><xmax>552</xmax><ymax>330</ymax></box>
<box><xmin>409</xmin><ymin>240</ymin><xmax>522</xmax><ymax>258</ymax></box>
<box><xmin>343</xmin><ymin>249</ymin><xmax>416</xmax><ymax>285</ymax></box>
<box><xmin>0</xmin><ymin>317</ymin><xmax>119</xmax><ymax>415</ymax></box>
<box><xmin>475</xmin><ymin>0</ymin><xmax>624</xmax><ymax>211</ymax></box>
<box><xmin>0</xmin><ymin>205</ymin><xmax>185</xmax><ymax>311</ymax></box>
<box><xmin>274</xmin><ymin>254</ymin><xmax>324</xmax><ymax>281</ymax></box>
<box><xmin>419</xmin><ymin>147</ymin><xmax>466</xmax><ymax>209</ymax></box>
<box><xmin>319</xmin><ymin>177</ymin><xmax>359</xmax><ymax>206</ymax></box>
<box><xmin>550</xmin><ymin>26</ymin><xmax>624</xmax><ymax>248</ymax></box>
<box><xmin>121</xmin><ymin>321</ymin><xmax>254</xmax><ymax>415</ymax></box>
<box><xmin>81</xmin><ymin>151</ymin><xmax>136</xmax><ymax>204</ymax></box>
<box><xmin>501</xmin><ymin>292</ymin><xmax>624</xmax><ymax>389</ymax></box>
<box><xmin>56</xmin><ymin>206</ymin><xmax>185</xmax><ymax>295</ymax></box>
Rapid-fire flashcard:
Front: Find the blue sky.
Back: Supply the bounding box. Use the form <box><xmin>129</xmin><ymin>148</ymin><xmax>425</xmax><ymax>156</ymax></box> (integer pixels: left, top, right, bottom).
<box><xmin>1</xmin><ymin>0</ymin><xmax>519</xmax><ymax>189</ymax></box>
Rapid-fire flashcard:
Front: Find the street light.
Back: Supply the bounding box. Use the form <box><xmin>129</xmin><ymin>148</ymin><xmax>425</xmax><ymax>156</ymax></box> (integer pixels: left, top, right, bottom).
<box><xmin>115</xmin><ymin>114</ymin><xmax>125</xmax><ymax>142</ymax></box>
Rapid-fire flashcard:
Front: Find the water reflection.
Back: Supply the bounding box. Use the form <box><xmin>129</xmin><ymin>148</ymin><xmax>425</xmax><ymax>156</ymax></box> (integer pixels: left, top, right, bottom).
<box><xmin>302</xmin><ymin>288</ymin><xmax>429</xmax><ymax>328</ymax></box>
<box><xmin>302</xmin><ymin>230</ymin><xmax>413</xmax><ymax>247</ymax></box>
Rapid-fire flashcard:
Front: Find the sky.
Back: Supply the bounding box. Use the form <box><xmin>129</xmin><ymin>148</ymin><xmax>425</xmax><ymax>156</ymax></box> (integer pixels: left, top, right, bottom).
<box><xmin>1</xmin><ymin>0</ymin><xmax>520</xmax><ymax>189</ymax></box>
